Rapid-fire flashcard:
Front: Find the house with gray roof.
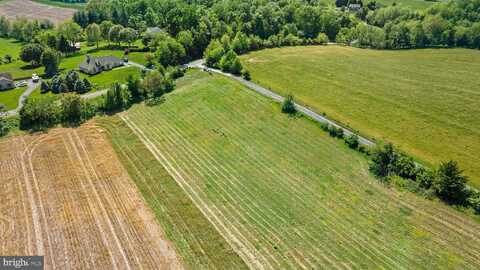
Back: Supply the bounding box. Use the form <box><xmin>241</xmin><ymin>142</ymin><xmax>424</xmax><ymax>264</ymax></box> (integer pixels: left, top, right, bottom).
<box><xmin>78</xmin><ymin>55</ymin><xmax>124</xmax><ymax>75</ymax></box>
<box><xmin>0</xmin><ymin>73</ymin><xmax>14</xmax><ymax>90</ymax></box>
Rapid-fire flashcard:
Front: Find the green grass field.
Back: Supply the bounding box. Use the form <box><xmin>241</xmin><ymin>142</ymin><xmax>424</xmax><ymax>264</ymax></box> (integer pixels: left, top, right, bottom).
<box><xmin>118</xmin><ymin>70</ymin><xmax>480</xmax><ymax>269</ymax></box>
<box><xmin>0</xmin><ymin>38</ymin><xmax>23</xmax><ymax>59</ymax></box>
<box><xmin>241</xmin><ymin>46</ymin><xmax>480</xmax><ymax>187</ymax></box>
<box><xmin>374</xmin><ymin>0</ymin><xmax>437</xmax><ymax>9</ymax></box>
<box><xmin>96</xmin><ymin>116</ymin><xmax>248</xmax><ymax>270</ymax></box>
<box><xmin>0</xmin><ymin>86</ymin><xmax>26</xmax><ymax>110</ymax></box>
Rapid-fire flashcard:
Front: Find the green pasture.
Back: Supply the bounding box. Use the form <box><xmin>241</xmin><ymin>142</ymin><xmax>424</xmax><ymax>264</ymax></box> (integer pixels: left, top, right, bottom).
<box><xmin>118</xmin><ymin>70</ymin><xmax>480</xmax><ymax>269</ymax></box>
<box><xmin>241</xmin><ymin>45</ymin><xmax>480</xmax><ymax>187</ymax></box>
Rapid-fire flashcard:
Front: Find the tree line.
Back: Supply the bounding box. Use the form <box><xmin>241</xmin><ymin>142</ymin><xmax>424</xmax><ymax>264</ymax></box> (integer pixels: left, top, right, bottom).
<box><xmin>69</xmin><ymin>0</ymin><xmax>480</xmax><ymax>54</ymax></box>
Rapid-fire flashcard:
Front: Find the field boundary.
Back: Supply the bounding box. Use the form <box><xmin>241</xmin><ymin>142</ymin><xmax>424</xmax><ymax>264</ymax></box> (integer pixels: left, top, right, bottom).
<box><xmin>186</xmin><ymin>60</ymin><xmax>376</xmax><ymax>147</ymax></box>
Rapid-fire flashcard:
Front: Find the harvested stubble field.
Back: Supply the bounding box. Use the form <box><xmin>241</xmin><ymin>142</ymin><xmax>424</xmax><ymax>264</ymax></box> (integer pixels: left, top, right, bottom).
<box><xmin>0</xmin><ymin>125</ymin><xmax>183</xmax><ymax>269</ymax></box>
<box><xmin>241</xmin><ymin>46</ymin><xmax>480</xmax><ymax>187</ymax></box>
<box><xmin>0</xmin><ymin>0</ymin><xmax>76</xmax><ymax>25</ymax></box>
<box><xmin>121</xmin><ymin>70</ymin><xmax>480</xmax><ymax>269</ymax></box>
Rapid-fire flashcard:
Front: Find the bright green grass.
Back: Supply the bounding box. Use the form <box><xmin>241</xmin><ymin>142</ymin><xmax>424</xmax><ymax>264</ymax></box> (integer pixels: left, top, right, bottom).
<box><xmin>0</xmin><ymin>38</ymin><xmax>23</xmax><ymax>58</ymax></box>
<box><xmin>241</xmin><ymin>46</ymin><xmax>480</xmax><ymax>187</ymax></box>
<box><xmin>96</xmin><ymin>116</ymin><xmax>249</xmax><ymax>270</ymax></box>
<box><xmin>30</xmin><ymin>0</ymin><xmax>85</xmax><ymax>10</ymax></box>
<box><xmin>0</xmin><ymin>86</ymin><xmax>26</xmax><ymax>110</ymax></box>
<box><xmin>122</xmin><ymin>70</ymin><xmax>480</xmax><ymax>269</ymax></box>
<box><xmin>82</xmin><ymin>66</ymin><xmax>141</xmax><ymax>89</ymax></box>
<box><xmin>0</xmin><ymin>50</ymin><xmax>126</xmax><ymax>79</ymax></box>
<box><xmin>374</xmin><ymin>0</ymin><xmax>437</xmax><ymax>9</ymax></box>
<box><xmin>127</xmin><ymin>52</ymin><xmax>149</xmax><ymax>66</ymax></box>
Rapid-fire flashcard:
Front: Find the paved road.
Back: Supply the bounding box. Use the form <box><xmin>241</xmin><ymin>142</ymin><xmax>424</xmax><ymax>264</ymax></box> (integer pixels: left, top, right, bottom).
<box><xmin>186</xmin><ymin>60</ymin><xmax>376</xmax><ymax>147</ymax></box>
<box><xmin>3</xmin><ymin>80</ymin><xmax>40</xmax><ymax>116</ymax></box>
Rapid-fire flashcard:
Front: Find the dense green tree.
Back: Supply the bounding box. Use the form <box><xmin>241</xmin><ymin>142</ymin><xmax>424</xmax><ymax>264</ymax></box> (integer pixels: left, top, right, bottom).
<box><xmin>60</xmin><ymin>93</ymin><xmax>84</xmax><ymax>123</ymax></box>
<box><xmin>142</xmin><ymin>71</ymin><xmax>165</xmax><ymax>98</ymax></box>
<box><xmin>104</xmin><ymin>82</ymin><xmax>131</xmax><ymax>111</ymax></box>
<box><xmin>0</xmin><ymin>16</ymin><xmax>10</xmax><ymax>37</ymax></box>
<box><xmin>20</xmin><ymin>43</ymin><xmax>44</xmax><ymax>66</ymax></box>
<box><xmin>281</xmin><ymin>94</ymin><xmax>296</xmax><ymax>114</ymax></box>
<box><xmin>369</xmin><ymin>143</ymin><xmax>398</xmax><ymax>178</ymax></box>
<box><xmin>100</xmin><ymin>20</ymin><xmax>114</xmax><ymax>43</ymax></box>
<box><xmin>108</xmin><ymin>24</ymin><xmax>124</xmax><ymax>46</ymax></box>
<box><xmin>154</xmin><ymin>37</ymin><xmax>186</xmax><ymax>67</ymax></box>
<box><xmin>434</xmin><ymin>161</ymin><xmax>468</xmax><ymax>204</ymax></box>
<box><xmin>119</xmin><ymin>27</ymin><xmax>137</xmax><ymax>47</ymax></box>
<box><xmin>204</xmin><ymin>39</ymin><xmax>225</xmax><ymax>68</ymax></box>
<box><xmin>56</xmin><ymin>35</ymin><xmax>71</xmax><ymax>53</ymax></box>
<box><xmin>58</xmin><ymin>21</ymin><xmax>82</xmax><ymax>45</ymax></box>
<box><xmin>19</xmin><ymin>97</ymin><xmax>60</xmax><ymax>130</ymax></box>
<box><xmin>126</xmin><ymin>74</ymin><xmax>143</xmax><ymax>100</ymax></box>
<box><xmin>220</xmin><ymin>50</ymin><xmax>242</xmax><ymax>75</ymax></box>
<box><xmin>41</xmin><ymin>48</ymin><xmax>60</xmax><ymax>77</ymax></box>
<box><xmin>177</xmin><ymin>30</ymin><xmax>195</xmax><ymax>59</ymax></box>
<box><xmin>86</xmin><ymin>23</ymin><xmax>102</xmax><ymax>48</ymax></box>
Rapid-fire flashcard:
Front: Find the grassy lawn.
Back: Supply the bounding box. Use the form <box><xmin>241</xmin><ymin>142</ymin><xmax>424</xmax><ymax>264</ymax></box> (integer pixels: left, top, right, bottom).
<box><xmin>0</xmin><ymin>39</ymin><xmax>147</xmax><ymax>80</ymax></box>
<box><xmin>0</xmin><ymin>49</ymin><xmax>126</xmax><ymax>80</ymax></box>
<box><xmin>83</xmin><ymin>66</ymin><xmax>141</xmax><ymax>89</ymax></box>
<box><xmin>241</xmin><ymin>46</ymin><xmax>480</xmax><ymax>187</ymax></box>
<box><xmin>0</xmin><ymin>86</ymin><xmax>26</xmax><ymax>110</ymax></box>
<box><xmin>374</xmin><ymin>0</ymin><xmax>437</xmax><ymax>9</ymax></box>
<box><xmin>96</xmin><ymin>116</ymin><xmax>248</xmax><ymax>270</ymax></box>
<box><xmin>0</xmin><ymin>38</ymin><xmax>23</xmax><ymax>58</ymax></box>
<box><xmin>30</xmin><ymin>0</ymin><xmax>85</xmax><ymax>10</ymax></box>
<box><xmin>120</xmin><ymin>69</ymin><xmax>480</xmax><ymax>269</ymax></box>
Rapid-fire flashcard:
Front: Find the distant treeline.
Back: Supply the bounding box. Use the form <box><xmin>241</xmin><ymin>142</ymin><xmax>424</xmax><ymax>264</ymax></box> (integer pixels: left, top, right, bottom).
<box><xmin>69</xmin><ymin>0</ymin><xmax>480</xmax><ymax>53</ymax></box>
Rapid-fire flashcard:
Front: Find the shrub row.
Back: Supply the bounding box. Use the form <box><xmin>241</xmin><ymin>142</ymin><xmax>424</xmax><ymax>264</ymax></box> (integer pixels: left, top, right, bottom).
<box><xmin>369</xmin><ymin>143</ymin><xmax>479</xmax><ymax>214</ymax></box>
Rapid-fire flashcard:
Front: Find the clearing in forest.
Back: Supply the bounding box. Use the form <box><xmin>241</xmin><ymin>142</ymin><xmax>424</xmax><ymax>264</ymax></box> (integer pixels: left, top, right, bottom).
<box><xmin>122</xmin><ymin>70</ymin><xmax>480</xmax><ymax>269</ymax></box>
<box><xmin>0</xmin><ymin>125</ymin><xmax>183</xmax><ymax>269</ymax></box>
<box><xmin>241</xmin><ymin>45</ymin><xmax>480</xmax><ymax>187</ymax></box>
<box><xmin>0</xmin><ymin>0</ymin><xmax>76</xmax><ymax>25</ymax></box>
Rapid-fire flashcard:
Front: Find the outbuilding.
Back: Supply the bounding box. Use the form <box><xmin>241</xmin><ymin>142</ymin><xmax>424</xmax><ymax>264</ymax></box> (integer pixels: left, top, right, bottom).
<box><xmin>0</xmin><ymin>73</ymin><xmax>15</xmax><ymax>90</ymax></box>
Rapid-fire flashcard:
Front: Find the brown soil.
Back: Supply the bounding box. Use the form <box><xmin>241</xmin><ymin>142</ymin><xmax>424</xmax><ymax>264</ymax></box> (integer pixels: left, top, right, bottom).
<box><xmin>0</xmin><ymin>0</ymin><xmax>76</xmax><ymax>25</ymax></box>
<box><xmin>0</xmin><ymin>125</ymin><xmax>184</xmax><ymax>269</ymax></box>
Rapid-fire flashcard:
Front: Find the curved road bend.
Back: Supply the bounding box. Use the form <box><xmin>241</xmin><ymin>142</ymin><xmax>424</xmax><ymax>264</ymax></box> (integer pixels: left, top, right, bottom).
<box><xmin>3</xmin><ymin>80</ymin><xmax>39</xmax><ymax>117</ymax></box>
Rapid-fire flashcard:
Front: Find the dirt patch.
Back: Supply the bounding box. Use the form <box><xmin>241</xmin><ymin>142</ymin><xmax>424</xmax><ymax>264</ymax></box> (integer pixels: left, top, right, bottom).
<box><xmin>0</xmin><ymin>125</ymin><xmax>184</xmax><ymax>269</ymax></box>
<box><xmin>0</xmin><ymin>0</ymin><xmax>76</xmax><ymax>25</ymax></box>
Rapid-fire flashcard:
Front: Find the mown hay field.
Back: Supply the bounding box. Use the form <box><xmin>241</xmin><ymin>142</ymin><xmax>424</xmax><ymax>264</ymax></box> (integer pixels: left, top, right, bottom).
<box><xmin>96</xmin><ymin>116</ymin><xmax>249</xmax><ymax>270</ymax></box>
<box><xmin>241</xmin><ymin>46</ymin><xmax>480</xmax><ymax>187</ymax></box>
<box><xmin>120</xmin><ymin>70</ymin><xmax>480</xmax><ymax>269</ymax></box>
<box><xmin>0</xmin><ymin>125</ymin><xmax>183</xmax><ymax>269</ymax></box>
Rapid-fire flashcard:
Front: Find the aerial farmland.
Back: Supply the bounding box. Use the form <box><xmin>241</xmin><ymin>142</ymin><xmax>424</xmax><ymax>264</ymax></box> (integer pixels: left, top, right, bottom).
<box><xmin>1</xmin><ymin>0</ymin><xmax>480</xmax><ymax>269</ymax></box>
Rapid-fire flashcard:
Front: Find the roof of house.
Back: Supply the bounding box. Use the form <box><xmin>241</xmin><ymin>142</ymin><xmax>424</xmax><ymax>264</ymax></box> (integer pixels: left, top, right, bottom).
<box><xmin>78</xmin><ymin>55</ymin><xmax>123</xmax><ymax>72</ymax></box>
<box><xmin>0</xmin><ymin>73</ymin><xmax>13</xmax><ymax>81</ymax></box>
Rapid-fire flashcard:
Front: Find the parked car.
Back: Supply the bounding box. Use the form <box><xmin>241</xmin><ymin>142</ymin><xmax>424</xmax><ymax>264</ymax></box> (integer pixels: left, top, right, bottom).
<box><xmin>15</xmin><ymin>80</ymin><xmax>28</xmax><ymax>87</ymax></box>
<box><xmin>32</xmin><ymin>73</ymin><xmax>39</xmax><ymax>82</ymax></box>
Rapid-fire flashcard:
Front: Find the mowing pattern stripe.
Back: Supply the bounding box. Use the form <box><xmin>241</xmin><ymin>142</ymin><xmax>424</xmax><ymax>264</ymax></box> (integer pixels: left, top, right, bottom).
<box><xmin>122</xmin><ymin>71</ymin><xmax>480</xmax><ymax>269</ymax></box>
